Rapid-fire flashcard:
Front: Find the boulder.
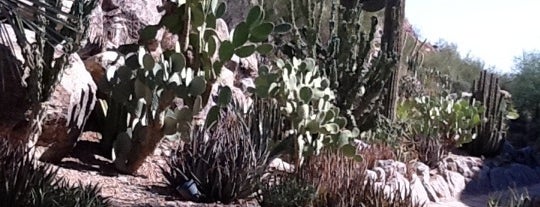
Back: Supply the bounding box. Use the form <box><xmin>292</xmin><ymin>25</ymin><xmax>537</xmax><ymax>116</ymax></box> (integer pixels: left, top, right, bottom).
<box><xmin>385</xmin><ymin>173</ymin><xmax>410</xmax><ymax>201</ymax></box>
<box><xmin>429</xmin><ymin>174</ymin><xmax>452</xmax><ymax>200</ymax></box>
<box><xmin>83</xmin><ymin>51</ymin><xmax>125</xmax><ymax>98</ymax></box>
<box><xmin>413</xmin><ymin>161</ymin><xmax>439</xmax><ymax>202</ymax></box>
<box><xmin>365</xmin><ymin>169</ymin><xmax>378</xmax><ymax>183</ymax></box>
<box><xmin>373</xmin><ymin>167</ymin><xmax>387</xmax><ymax>183</ymax></box>
<box><xmin>376</xmin><ymin>159</ymin><xmax>407</xmax><ymax>176</ymax></box>
<box><xmin>410</xmin><ymin>174</ymin><xmax>430</xmax><ymax>205</ymax></box>
<box><xmin>441</xmin><ymin>170</ymin><xmax>466</xmax><ymax>197</ymax></box>
<box><xmin>86</xmin><ymin>0</ymin><xmax>163</xmax><ymax>50</ymax></box>
<box><xmin>415</xmin><ymin>161</ymin><xmax>430</xmax><ymax>179</ymax></box>
<box><xmin>514</xmin><ymin>146</ymin><xmax>536</xmax><ymax>166</ymax></box>
<box><xmin>219</xmin><ymin>0</ymin><xmax>258</xmax><ymax>28</ymax></box>
<box><xmin>268</xmin><ymin>158</ymin><xmax>294</xmax><ymax>173</ymax></box>
<box><xmin>35</xmin><ymin>53</ymin><xmax>97</xmax><ymax>162</ymax></box>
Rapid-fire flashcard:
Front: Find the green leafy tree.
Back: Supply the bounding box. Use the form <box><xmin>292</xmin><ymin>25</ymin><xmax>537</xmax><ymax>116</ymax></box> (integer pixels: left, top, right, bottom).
<box><xmin>509</xmin><ymin>51</ymin><xmax>540</xmax><ymax>116</ymax></box>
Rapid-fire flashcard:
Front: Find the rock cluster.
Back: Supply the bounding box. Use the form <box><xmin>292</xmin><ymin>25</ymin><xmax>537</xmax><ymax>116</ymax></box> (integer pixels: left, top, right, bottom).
<box><xmin>354</xmin><ymin>140</ymin><xmax>540</xmax><ymax>206</ymax></box>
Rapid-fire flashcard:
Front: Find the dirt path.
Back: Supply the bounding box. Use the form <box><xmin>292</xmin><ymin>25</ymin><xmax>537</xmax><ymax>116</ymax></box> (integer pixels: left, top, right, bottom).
<box><xmin>53</xmin><ymin>132</ymin><xmax>256</xmax><ymax>207</ymax></box>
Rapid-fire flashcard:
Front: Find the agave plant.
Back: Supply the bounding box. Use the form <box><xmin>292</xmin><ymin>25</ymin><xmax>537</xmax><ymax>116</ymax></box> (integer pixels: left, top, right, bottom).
<box><xmin>162</xmin><ymin>99</ymin><xmax>278</xmax><ymax>203</ymax></box>
<box><xmin>0</xmin><ymin>138</ymin><xmax>109</xmax><ymax>207</ymax></box>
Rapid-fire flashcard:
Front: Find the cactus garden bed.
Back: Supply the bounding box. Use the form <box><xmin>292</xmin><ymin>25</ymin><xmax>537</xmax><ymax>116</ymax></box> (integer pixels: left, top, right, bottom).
<box><xmin>54</xmin><ymin>132</ymin><xmax>257</xmax><ymax>206</ymax></box>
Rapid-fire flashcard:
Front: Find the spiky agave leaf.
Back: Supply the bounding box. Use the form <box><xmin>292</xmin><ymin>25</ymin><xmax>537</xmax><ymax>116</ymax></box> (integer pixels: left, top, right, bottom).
<box><xmin>0</xmin><ymin>138</ymin><xmax>109</xmax><ymax>206</ymax></box>
<box><xmin>162</xmin><ymin>103</ymin><xmax>278</xmax><ymax>204</ymax></box>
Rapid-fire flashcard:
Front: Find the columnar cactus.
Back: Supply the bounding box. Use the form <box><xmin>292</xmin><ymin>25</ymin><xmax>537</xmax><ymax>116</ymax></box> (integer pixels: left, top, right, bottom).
<box><xmin>462</xmin><ymin>70</ymin><xmax>515</xmax><ymax>156</ymax></box>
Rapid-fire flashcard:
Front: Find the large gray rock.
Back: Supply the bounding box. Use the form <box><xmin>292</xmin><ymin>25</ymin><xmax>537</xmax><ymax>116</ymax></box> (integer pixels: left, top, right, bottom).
<box><xmin>441</xmin><ymin>170</ymin><xmax>466</xmax><ymax>197</ymax></box>
<box><xmin>86</xmin><ymin>0</ymin><xmax>163</xmax><ymax>50</ymax></box>
<box><xmin>410</xmin><ymin>174</ymin><xmax>430</xmax><ymax>205</ymax></box>
<box><xmin>414</xmin><ymin>161</ymin><xmax>439</xmax><ymax>202</ymax></box>
<box><xmin>415</xmin><ymin>161</ymin><xmax>430</xmax><ymax>179</ymax></box>
<box><xmin>514</xmin><ymin>146</ymin><xmax>536</xmax><ymax>166</ymax></box>
<box><xmin>365</xmin><ymin>169</ymin><xmax>378</xmax><ymax>183</ymax></box>
<box><xmin>376</xmin><ymin>159</ymin><xmax>407</xmax><ymax>176</ymax></box>
<box><xmin>373</xmin><ymin>167</ymin><xmax>387</xmax><ymax>183</ymax></box>
<box><xmin>429</xmin><ymin>174</ymin><xmax>452</xmax><ymax>200</ymax></box>
<box><xmin>473</xmin><ymin>166</ymin><xmax>492</xmax><ymax>193</ymax></box>
<box><xmin>385</xmin><ymin>173</ymin><xmax>411</xmax><ymax>201</ymax></box>
<box><xmin>219</xmin><ymin>0</ymin><xmax>258</xmax><ymax>28</ymax></box>
<box><xmin>35</xmin><ymin>53</ymin><xmax>97</xmax><ymax>162</ymax></box>
<box><xmin>442</xmin><ymin>154</ymin><xmax>483</xmax><ymax>178</ymax></box>
<box><xmin>422</xmin><ymin>179</ymin><xmax>439</xmax><ymax>202</ymax></box>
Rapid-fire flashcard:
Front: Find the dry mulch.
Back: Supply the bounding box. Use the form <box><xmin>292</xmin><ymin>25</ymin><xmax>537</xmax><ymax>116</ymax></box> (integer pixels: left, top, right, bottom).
<box><xmin>52</xmin><ymin>132</ymin><xmax>257</xmax><ymax>207</ymax></box>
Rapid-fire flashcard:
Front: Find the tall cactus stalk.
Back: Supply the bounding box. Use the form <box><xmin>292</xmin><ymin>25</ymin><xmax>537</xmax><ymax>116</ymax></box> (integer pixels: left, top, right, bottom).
<box><xmin>381</xmin><ymin>0</ymin><xmax>405</xmax><ymax>121</ymax></box>
<box><xmin>462</xmin><ymin>70</ymin><xmax>508</xmax><ymax>156</ymax></box>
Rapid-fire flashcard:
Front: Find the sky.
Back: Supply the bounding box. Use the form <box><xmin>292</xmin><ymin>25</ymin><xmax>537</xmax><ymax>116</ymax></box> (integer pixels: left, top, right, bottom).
<box><xmin>405</xmin><ymin>0</ymin><xmax>540</xmax><ymax>73</ymax></box>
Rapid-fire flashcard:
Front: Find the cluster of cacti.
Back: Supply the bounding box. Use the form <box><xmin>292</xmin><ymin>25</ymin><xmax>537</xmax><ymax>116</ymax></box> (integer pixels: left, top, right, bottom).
<box><xmin>462</xmin><ymin>70</ymin><xmax>517</xmax><ymax>156</ymax></box>
<box><xmin>2</xmin><ymin>0</ymin><xmax>97</xmax><ymax>146</ymax></box>
<box><xmin>253</xmin><ymin>57</ymin><xmax>360</xmax><ymax>163</ymax></box>
<box><xmin>162</xmin><ymin>100</ymin><xmax>275</xmax><ymax>204</ymax></box>
<box><xmin>396</xmin><ymin>94</ymin><xmax>484</xmax><ymax>166</ymax></box>
<box><xmin>0</xmin><ymin>138</ymin><xmax>108</xmax><ymax>207</ymax></box>
<box><xmin>276</xmin><ymin>0</ymin><xmax>403</xmax><ymax>131</ymax></box>
<box><xmin>102</xmin><ymin>0</ymin><xmax>277</xmax><ymax>173</ymax></box>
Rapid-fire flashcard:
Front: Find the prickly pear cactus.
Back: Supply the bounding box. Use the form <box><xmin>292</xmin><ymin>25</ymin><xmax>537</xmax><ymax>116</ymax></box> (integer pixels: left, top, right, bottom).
<box><xmin>254</xmin><ymin>57</ymin><xmax>360</xmax><ymax>164</ymax></box>
<box><xmin>104</xmin><ymin>0</ymin><xmax>276</xmax><ymax>174</ymax></box>
<box><xmin>279</xmin><ymin>0</ymin><xmax>402</xmax><ymax>132</ymax></box>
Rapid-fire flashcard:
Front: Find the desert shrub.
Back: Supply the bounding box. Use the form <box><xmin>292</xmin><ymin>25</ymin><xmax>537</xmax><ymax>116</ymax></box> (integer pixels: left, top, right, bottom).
<box><xmin>162</xmin><ymin>105</ymin><xmax>275</xmax><ymax>204</ymax></box>
<box><xmin>356</xmin><ymin>143</ymin><xmax>397</xmax><ymax>169</ymax></box>
<box><xmin>421</xmin><ymin>41</ymin><xmax>484</xmax><ymax>94</ymax></box>
<box><xmin>303</xmin><ymin>151</ymin><xmax>414</xmax><ymax>207</ymax></box>
<box><xmin>257</xmin><ymin>173</ymin><xmax>316</xmax><ymax>207</ymax></box>
<box><xmin>0</xmin><ymin>139</ymin><xmax>108</xmax><ymax>207</ymax></box>
<box><xmin>258</xmin><ymin>150</ymin><xmax>416</xmax><ymax>207</ymax></box>
<box><xmin>396</xmin><ymin>94</ymin><xmax>483</xmax><ymax>167</ymax></box>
